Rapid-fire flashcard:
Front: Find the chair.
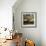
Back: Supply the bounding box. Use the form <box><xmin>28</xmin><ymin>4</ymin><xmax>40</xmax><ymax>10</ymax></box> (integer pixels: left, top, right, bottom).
<box><xmin>15</xmin><ymin>33</ymin><xmax>23</xmax><ymax>46</ymax></box>
<box><xmin>25</xmin><ymin>40</ymin><xmax>35</xmax><ymax>46</ymax></box>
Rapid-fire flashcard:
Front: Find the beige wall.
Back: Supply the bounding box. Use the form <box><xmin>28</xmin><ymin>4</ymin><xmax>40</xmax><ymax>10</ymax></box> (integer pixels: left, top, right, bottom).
<box><xmin>13</xmin><ymin>0</ymin><xmax>41</xmax><ymax>46</ymax></box>
<box><xmin>0</xmin><ymin>0</ymin><xmax>46</xmax><ymax>46</ymax></box>
<box><xmin>13</xmin><ymin>0</ymin><xmax>46</xmax><ymax>46</ymax></box>
<box><xmin>41</xmin><ymin>0</ymin><xmax>46</xmax><ymax>46</ymax></box>
<box><xmin>0</xmin><ymin>0</ymin><xmax>16</xmax><ymax>29</ymax></box>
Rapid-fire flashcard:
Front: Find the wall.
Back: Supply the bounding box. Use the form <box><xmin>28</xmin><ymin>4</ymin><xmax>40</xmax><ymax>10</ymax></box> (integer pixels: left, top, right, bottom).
<box><xmin>13</xmin><ymin>0</ymin><xmax>41</xmax><ymax>46</ymax></box>
<box><xmin>41</xmin><ymin>0</ymin><xmax>46</xmax><ymax>46</ymax></box>
<box><xmin>0</xmin><ymin>0</ymin><xmax>46</xmax><ymax>46</ymax></box>
<box><xmin>0</xmin><ymin>0</ymin><xmax>16</xmax><ymax>30</ymax></box>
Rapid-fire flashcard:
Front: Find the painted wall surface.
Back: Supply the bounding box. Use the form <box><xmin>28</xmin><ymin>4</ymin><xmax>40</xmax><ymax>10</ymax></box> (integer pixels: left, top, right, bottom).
<box><xmin>13</xmin><ymin>0</ymin><xmax>46</xmax><ymax>46</ymax></box>
<box><xmin>41</xmin><ymin>0</ymin><xmax>46</xmax><ymax>46</ymax></box>
<box><xmin>0</xmin><ymin>0</ymin><xmax>46</xmax><ymax>46</ymax></box>
<box><xmin>0</xmin><ymin>0</ymin><xmax>16</xmax><ymax>29</ymax></box>
<box><xmin>13</xmin><ymin>0</ymin><xmax>41</xmax><ymax>46</ymax></box>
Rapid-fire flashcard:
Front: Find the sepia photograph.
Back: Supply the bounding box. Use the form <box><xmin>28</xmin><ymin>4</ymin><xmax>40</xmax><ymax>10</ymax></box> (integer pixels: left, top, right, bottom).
<box><xmin>21</xmin><ymin>12</ymin><xmax>37</xmax><ymax>28</ymax></box>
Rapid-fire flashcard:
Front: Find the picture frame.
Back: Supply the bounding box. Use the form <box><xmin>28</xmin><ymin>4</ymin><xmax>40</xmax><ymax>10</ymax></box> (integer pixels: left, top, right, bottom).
<box><xmin>21</xmin><ymin>12</ymin><xmax>37</xmax><ymax>28</ymax></box>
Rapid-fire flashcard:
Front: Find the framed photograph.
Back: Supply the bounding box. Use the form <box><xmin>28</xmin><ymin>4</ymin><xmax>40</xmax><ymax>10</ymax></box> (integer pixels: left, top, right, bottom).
<box><xmin>21</xmin><ymin>12</ymin><xmax>37</xmax><ymax>28</ymax></box>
